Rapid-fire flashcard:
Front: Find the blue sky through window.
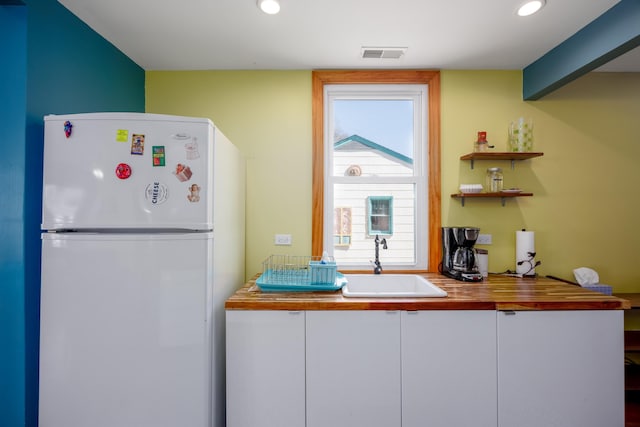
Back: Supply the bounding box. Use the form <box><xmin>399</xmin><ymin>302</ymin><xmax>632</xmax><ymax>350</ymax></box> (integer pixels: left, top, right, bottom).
<box><xmin>333</xmin><ymin>99</ymin><xmax>413</xmax><ymax>158</ymax></box>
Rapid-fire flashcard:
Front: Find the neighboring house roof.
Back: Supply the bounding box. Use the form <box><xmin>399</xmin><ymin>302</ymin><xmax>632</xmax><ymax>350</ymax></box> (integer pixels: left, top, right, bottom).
<box><xmin>334</xmin><ymin>134</ymin><xmax>413</xmax><ymax>165</ymax></box>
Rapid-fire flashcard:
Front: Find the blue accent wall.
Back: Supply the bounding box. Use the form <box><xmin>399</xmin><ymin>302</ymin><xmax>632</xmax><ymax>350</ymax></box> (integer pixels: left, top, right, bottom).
<box><xmin>1</xmin><ymin>1</ymin><xmax>144</xmax><ymax>426</ymax></box>
<box><xmin>1</xmin><ymin>6</ymin><xmax>27</xmax><ymax>427</ymax></box>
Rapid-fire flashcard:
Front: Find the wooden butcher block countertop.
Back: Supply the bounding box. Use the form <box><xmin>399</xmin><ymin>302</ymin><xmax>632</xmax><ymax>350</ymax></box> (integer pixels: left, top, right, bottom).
<box><xmin>225</xmin><ymin>273</ymin><xmax>630</xmax><ymax>311</ymax></box>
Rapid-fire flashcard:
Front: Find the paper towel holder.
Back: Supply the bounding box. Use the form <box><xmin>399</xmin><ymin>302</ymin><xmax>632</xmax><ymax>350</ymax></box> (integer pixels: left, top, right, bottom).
<box><xmin>517</xmin><ymin>251</ymin><xmax>541</xmax><ymax>277</ymax></box>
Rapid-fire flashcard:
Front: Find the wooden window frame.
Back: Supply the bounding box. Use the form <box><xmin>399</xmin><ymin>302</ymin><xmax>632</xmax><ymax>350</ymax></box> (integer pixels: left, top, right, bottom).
<box><xmin>312</xmin><ymin>70</ymin><xmax>441</xmax><ymax>272</ymax></box>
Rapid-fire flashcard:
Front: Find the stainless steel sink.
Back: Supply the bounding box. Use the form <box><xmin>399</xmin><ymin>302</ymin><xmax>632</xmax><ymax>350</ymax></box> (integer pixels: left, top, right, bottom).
<box><xmin>341</xmin><ymin>274</ymin><xmax>447</xmax><ymax>298</ymax></box>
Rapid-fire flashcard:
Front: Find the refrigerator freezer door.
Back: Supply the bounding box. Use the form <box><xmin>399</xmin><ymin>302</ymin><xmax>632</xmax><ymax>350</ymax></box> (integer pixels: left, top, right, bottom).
<box><xmin>39</xmin><ymin>232</ymin><xmax>214</xmax><ymax>427</ymax></box>
<box><xmin>42</xmin><ymin>113</ymin><xmax>215</xmax><ymax>230</ymax></box>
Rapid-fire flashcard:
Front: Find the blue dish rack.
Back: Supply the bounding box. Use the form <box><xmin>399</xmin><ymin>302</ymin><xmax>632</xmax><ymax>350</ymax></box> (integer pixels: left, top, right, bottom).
<box><xmin>256</xmin><ymin>254</ymin><xmax>346</xmax><ymax>292</ymax></box>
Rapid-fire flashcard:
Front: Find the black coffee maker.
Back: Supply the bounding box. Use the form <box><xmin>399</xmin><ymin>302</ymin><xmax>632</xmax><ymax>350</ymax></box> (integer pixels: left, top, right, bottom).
<box><xmin>441</xmin><ymin>227</ymin><xmax>483</xmax><ymax>282</ymax></box>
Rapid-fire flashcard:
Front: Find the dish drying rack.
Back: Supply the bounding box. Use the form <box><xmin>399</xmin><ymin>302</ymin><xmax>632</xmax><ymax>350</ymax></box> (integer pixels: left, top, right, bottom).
<box><xmin>256</xmin><ymin>254</ymin><xmax>344</xmax><ymax>292</ymax></box>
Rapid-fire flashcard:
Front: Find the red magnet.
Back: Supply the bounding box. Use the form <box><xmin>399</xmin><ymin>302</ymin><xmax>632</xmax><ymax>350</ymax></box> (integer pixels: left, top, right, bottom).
<box><xmin>115</xmin><ymin>163</ymin><xmax>132</xmax><ymax>179</ymax></box>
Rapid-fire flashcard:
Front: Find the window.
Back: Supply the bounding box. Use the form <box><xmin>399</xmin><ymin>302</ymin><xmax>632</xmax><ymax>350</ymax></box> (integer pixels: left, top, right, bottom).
<box><xmin>368</xmin><ymin>196</ymin><xmax>393</xmax><ymax>236</ymax></box>
<box><xmin>312</xmin><ymin>71</ymin><xmax>441</xmax><ymax>272</ymax></box>
<box><xmin>334</xmin><ymin>207</ymin><xmax>352</xmax><ymax>246</ymax></box>
<box><xmin>326</xmin><ymin>86</ymin><xmax>424</xmax><ymax>268</ymax></box>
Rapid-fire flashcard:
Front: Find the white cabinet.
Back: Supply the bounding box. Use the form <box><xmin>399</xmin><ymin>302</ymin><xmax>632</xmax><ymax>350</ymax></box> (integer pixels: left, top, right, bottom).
<box><xmin>227</xmin><ymin>309</ymin><xmax>624</xmax><ymax>427</ymax></box>
<box><xmin>306</xmin><ymin>310</ymin><xmax>401</xmax><ymax>427</ymax></box>
<box><xmin>226</xmin><ymin>310</ymin><xmax>306</xmax><ymax>427</ymax></box>
<box><xmin>497</xmin><ymin>310</ymin><xmax>624</xmax><ymax>427</ymax></box>
<box><xmin>401</xmin><ymin>310</ymin><xmax>497</xmax><ymax>427</ymax></box>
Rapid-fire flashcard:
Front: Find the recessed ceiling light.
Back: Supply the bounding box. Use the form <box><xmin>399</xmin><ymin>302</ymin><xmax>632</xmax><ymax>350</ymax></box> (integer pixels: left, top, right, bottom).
<box><xmin>517</xmin><ymin>0</ymin><xmax>545</xmax><ymax>17</ymax></box>
<box><xmin>257</xmin><ymin>0</ymin><xmax>280</xmax><ymax>15</ymax></box>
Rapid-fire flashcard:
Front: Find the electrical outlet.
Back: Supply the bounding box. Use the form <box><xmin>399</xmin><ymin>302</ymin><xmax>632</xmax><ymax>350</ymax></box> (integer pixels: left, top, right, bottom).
<box><xmin>274</xmin><ymin>234</ymin><xmax>292</xmax><ymax>245</ymax></box>
<box><xmin>476</xmin><ymin>234</ymin><xmax>492</xmax><ymax>245</ymax></box>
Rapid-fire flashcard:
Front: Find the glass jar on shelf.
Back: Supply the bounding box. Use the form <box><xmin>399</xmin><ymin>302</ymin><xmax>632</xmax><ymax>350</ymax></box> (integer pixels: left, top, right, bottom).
<box><xmin>486</xmin><ymin>167</ymin><xmax>503</xmax><ymax>193</ymax></box>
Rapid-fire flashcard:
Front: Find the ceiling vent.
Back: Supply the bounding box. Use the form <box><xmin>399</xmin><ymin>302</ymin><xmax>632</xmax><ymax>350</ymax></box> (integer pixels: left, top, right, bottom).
<box><xmin>361</xmin><ymin>47</ymin><xmax>407</xmax><ymax>59</ymax></box>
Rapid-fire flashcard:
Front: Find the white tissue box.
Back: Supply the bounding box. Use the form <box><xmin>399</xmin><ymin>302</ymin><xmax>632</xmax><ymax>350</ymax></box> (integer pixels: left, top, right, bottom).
<box><xmin>582</xmin><ymin>283</ymin><xmax>612</xmax><ymax>296</ymax></box>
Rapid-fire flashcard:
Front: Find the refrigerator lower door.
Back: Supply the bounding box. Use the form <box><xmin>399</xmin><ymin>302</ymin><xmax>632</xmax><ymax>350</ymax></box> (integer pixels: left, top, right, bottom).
<box><xmin>39</xmin><ymin>232</ymin><xmax>214</xmax><ymax>427</ymax></box>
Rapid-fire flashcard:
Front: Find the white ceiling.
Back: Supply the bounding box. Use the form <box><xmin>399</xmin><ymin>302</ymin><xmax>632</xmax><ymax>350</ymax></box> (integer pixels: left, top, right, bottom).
<box><xmin>57</xmin><ymin>0</ymin><xmax>637</xmax><ymax>72</ymax></box>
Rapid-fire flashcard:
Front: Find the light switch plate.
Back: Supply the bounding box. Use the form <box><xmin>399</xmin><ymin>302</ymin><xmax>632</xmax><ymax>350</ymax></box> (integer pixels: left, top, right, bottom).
<box><xmin>275</xmin><ymin>234</ymin><xmax>292</xmax><ymax>245</ymax></box>
<box><xmin>476</xmin><ymin>234</ymin><xmax>492</xmax><ymax>245</ymax></box>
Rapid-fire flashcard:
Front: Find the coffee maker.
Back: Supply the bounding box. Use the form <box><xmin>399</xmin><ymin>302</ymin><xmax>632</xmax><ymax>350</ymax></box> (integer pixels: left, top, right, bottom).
<box><xmin>441</xmin><ymin>227</ymin><xmax>483</xmax><ymax>282</ymax></box>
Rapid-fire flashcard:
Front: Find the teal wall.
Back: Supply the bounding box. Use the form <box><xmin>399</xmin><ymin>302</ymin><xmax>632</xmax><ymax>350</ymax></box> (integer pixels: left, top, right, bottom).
<box><xmin>0</xmin><ymin>0</ymin><xmax>144</xmax><ymax>425</ymax></box>
<box><xmin>1</xmin><ymin>5</ymin><xmax>28</xmax><ymax>427</ymax></box>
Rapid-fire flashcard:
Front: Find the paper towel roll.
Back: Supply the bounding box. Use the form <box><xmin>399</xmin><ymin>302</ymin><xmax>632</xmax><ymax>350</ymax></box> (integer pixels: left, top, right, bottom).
<box><xmin>516</xmin><ymin>230</ymin><xmax>535</xmax><ymax>275</ymax></box>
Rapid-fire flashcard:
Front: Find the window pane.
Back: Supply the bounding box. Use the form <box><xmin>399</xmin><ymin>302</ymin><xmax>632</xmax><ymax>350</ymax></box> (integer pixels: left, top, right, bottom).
<box><xmin>319</xmin><ymin>79</ymin><xmax>434</xmax><ymax>271</ymax></box>
<box><xmin>371</xmin><ymin>199</ymin><xmax>390</xmax><ymax>215</ymax></box>
<box><xmin>332</xmin><ymin>99</ymin><xmax>414</xmax><ymax>177</ymax></box>
<box><xmin>371</xmin><ymin>216</ymin><xmax>390</xmax><ymax>233</ymax></box>
<box><xmin>333</xmin><ymin>183</ymin><xmax>415</xmax><ymax>266</ymax></box>
<box><xmin>368</xmin><ymin>197</ymin><xmax>393</xmax><ymax>235</ymax></box>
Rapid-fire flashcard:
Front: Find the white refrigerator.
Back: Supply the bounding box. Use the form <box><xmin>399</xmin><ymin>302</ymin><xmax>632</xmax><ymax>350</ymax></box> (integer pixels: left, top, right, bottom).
<box><xmin>39</xmin><ymin>112</ymin><xmax>245</xmax><ymax>427</ymax></box>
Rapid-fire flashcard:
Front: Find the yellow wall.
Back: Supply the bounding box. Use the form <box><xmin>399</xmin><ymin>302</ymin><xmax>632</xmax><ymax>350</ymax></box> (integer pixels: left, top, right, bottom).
<box><xmin>146</xmin><ymin>70</ymin><xmax>640</xmax><ymax>292</ymax></box>
<box><xmin>146</xmin><ymin>71</ymin><xmax>313</xmax><ymax>281</ymax></box>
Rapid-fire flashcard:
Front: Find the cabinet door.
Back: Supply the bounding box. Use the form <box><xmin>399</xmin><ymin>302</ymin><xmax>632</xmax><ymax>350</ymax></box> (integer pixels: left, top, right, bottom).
<box><xmin>497</xmin><ymin>310</ymin><xmax>624</xmax><ymax>427</ymax></box>
<box><xmin>226</xmin><ymin>310</ymin><xmax>305</xmax><ymax>427</ymax></box>
<box><xmin>306</xmin><ymin>310</ymin><xmax>401</xmax><ymax>427</ymax></box>
<box><xmin>401</xmin><ymin>310</ymin><xmax>497</xmax><ymax>427</ymax></box>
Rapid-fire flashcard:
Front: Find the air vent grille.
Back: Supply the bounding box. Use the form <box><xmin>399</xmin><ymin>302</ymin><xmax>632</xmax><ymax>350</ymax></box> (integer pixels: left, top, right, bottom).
<box><xmin>361</xmin><ymin>47</ymin><xmax>407</xmax><ymax>59</ymax></box>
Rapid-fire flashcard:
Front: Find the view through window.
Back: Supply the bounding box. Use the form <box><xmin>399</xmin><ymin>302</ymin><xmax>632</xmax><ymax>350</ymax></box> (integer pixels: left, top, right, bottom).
<box><xmin>324</xmin><ymin>86</ymin><xmax>427</xmax><ymax>270</ymax></box>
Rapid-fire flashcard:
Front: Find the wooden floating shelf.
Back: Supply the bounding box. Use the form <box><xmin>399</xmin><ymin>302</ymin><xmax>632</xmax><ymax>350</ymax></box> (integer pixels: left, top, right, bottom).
<box><xmin>460</xmin><ymin>152</ymin><xmax>544</xmax><ymax>161</ymax></box>
<box><xmin>460</xmin><ymin>152</ymin><xmax>544</xmax><ymax>169</ymax></box>
<box><xmin>451</xmin><ymin>192</ymin><xmax>533</xmax><ymax>207</ymax></box>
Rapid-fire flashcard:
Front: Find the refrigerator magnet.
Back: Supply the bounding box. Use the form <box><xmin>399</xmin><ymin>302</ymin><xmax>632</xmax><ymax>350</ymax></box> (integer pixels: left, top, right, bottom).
<box><xmin>131</xmin><ymin>134</ymin><xmax>145</xmax><ymax>155</ymax></box>
<box><xmin>152</xmin><ymin>146</ymin><xmax>166</xmax><ymax>167</ymax></box>
<box><xmin>145</xmin><ymin>182</ymin><xmax>168</xmax><ymax>205</ymax></box>
<box><xmin>116</xmin><ymin>129</ymin><xmax>129</xmax><ymax>142</ymax></box>
<box><xmin>64</xmin><ymin>121</ymin><xmax>73</xmax><ymax>138</ymax></box>
<box><xmin>115</xmin><ymin>163</ymin><xmax>132</xmax><ymax>180</ymax></box>
<box><xmin>187</xmin><ymin>184</ymin><xmax>201</xmax><ymax>203</ymax></box>
<box><xmin>185</xmin><ymin>138</ymin><xmax>200</xmax><ymax>160</ymax></box>
<box><xmin>173</xmin><ymin>163</ymin><xmax>193</xmax><ymax>182</ymax></box>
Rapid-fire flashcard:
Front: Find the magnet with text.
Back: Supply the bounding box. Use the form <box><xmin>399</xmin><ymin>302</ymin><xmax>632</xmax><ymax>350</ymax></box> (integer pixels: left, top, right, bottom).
<box><xmin>173</xmin><ymin>163</ymin><xmax>193</xmax><ymax>182</ymax></box>
<box><xmin>187</xmin><ymin>183</ymin><xmax>201</xmax><ymax>203</ymax></box>
<box><xmin>152</xmin><ymin>146</ymin><xmax>166</xmax><ymax>167</ymax></box>
<box><xmin>131</xmin><ymin>134</ymin><xmax>145</xmax><ymax>155</ymax></box>
<box><xmin>64</xmin><ymin>121</ymin><xmax>73</xmax><ymax>138</ymax></box>
<box><xmin>115</xmin><ymin>163</ymin><xmax>132</xmax><ymax>180</ymax></box>
<box><xmin>145</xmin><ymin>181</ymin><xmax>169</xmax><ymax>205</ymax></box>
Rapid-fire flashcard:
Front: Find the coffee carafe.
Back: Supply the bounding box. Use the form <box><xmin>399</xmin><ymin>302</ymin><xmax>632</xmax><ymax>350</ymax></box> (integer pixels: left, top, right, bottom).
<box><xmin>441</xmin><ymin>227</ymin><xmax>483</xmax><ymax>282</ymax></box>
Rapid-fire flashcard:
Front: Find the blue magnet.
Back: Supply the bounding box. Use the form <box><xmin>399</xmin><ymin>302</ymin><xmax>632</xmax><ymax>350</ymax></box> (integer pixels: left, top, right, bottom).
<box><xmin>64</xmin><ymin>121</ymin><xmax>73</xmax><ymax>138</ymax></box>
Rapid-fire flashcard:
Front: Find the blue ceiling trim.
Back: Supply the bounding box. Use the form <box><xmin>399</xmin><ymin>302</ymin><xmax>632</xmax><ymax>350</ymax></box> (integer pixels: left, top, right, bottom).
<box><xmin>334</xmin><ymin>134</ymin><xmax>413</xmax><ymax>165</ymax></box>
<box><xmin>523</xmin><ymin>0</ymin><xmax>640</xmax><ymax>100</ymax></box>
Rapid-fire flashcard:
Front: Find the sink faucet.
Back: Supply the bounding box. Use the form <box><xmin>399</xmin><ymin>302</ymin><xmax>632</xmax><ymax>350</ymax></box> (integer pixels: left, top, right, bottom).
<box><xmin>373</xmin><ymin>234</ymin><xmax>388</xmax><ymax>274</ymax></box>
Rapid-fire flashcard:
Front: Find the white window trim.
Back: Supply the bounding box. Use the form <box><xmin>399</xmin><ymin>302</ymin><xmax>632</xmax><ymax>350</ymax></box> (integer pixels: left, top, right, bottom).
<box><xmin>323</xmin><ymin>84</ymin><xmax>429</xmax><ymax>270</ymax></box>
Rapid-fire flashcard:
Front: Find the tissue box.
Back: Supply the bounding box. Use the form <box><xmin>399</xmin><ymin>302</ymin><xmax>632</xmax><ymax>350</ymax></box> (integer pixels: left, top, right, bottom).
<box><xmin>582</xmin><ymin>283</ymin><xmax>612</xmax><ymax>296</ymax></box>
